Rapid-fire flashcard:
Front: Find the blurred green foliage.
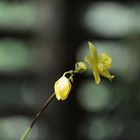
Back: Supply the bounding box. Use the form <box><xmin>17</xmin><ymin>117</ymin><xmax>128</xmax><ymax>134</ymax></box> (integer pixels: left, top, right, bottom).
<box><xmin>0</xmin><ymin>0</ymin><xmax>140</xmax><ymax>140</ymax></box>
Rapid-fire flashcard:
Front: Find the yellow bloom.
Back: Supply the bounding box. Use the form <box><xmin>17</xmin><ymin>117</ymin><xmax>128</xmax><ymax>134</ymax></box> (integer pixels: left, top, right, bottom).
<box><xmin>54</xmin><ymin>76</ymin><xmax>72</xmax><ymax>100</ymax></box>
<box><xmin>85</xmin><ymin>42</ymin><xmax>114</xmax><ymax>84</ymax></box>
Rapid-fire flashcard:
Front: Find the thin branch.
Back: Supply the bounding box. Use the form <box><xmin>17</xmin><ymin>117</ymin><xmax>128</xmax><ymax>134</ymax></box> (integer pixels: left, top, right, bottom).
<box><xmin>20</xmin><ymin>93</ymin><xmax>55</xmax><ymax>140</ymax></box>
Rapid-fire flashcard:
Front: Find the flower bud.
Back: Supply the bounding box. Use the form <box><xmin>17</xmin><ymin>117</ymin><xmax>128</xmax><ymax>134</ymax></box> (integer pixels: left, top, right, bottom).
<box><xmin>75</xmin><ymin>62</ymin><xmax>88</xmax><ymax>72</ymax></box>
<box><xmin>54</xmin><ymin>76</ymin><xmax>71</xmax><ymax>100</ymax></box>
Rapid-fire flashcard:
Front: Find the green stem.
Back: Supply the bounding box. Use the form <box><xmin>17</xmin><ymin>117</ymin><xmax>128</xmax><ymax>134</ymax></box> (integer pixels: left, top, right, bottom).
<box><xmin>20</xmin><ymin>127</ymin><xmax>31</xmax><ymax>140</ymax></box>
<box><xmin>63</xmin><ymin>70</ymin><xmax>73</xmax><ymax>77</ymax></box>
<box><xmin>19</xmin><ymin>93</ymin><xmax>55</xmax><ymax>140</ymax></box>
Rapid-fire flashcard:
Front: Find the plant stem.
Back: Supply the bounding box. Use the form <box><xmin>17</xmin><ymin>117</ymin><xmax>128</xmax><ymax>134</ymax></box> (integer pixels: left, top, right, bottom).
<box><xmin>20</xmin><ymin>127</ymin><xmax>31</xmax><ymax>140</ymax></box>
<box><xmin>20</xmin><ymin>93</ymin><xmax>55</xmax><ymax>140</ymax></box>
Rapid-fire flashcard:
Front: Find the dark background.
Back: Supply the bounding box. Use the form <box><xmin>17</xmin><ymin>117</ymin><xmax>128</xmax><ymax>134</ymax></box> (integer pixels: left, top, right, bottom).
<box><xmin>0</xmin><ymin>0</ymin><xmax>140</xmax><ymax>140</ymax></box>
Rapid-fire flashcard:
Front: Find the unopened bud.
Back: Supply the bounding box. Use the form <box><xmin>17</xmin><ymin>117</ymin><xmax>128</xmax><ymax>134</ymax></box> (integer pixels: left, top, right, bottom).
<box><xmin>54</xmin><ymin>76</ymin><xmax>71</xmax><ymax>100</ymax></box>
<box><xmin>75</xmin><ymin>62</ymin><xmax>88</xmax><ymax>72</ymax></box>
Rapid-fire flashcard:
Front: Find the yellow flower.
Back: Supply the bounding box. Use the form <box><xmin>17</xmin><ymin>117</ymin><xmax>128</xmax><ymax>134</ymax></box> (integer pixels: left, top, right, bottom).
<box><xmin>54</xmin><ymin>76</ymin><xmax>72</xmax><ymax>100</ymax></box>
<box><xmin>85</xmin><ymin>42</ymin><xmax>114</xmax><ymax>84</ymax></box>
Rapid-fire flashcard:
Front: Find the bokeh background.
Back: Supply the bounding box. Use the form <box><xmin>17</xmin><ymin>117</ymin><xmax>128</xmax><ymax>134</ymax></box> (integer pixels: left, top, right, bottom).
<box><xmin>0</xmin><ymin>0</ymin><xmax>140</xmax><ymax>140</ymax></box>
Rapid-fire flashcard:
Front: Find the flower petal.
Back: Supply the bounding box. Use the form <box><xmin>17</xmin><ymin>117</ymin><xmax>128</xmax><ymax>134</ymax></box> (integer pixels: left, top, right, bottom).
<box><xmin>100</xmin><ymin>70</ymin><xmax>114</xmax><ymax>81</ymax></box>
<box><xmin>85</xmin><ymin>55</ymin><xmax>93</xmax><ymax>65</ymax></box>
<box><xmin>97</xmin><ymin>63</ymin><xmax>104</xmax><ymax>72</ymax></box>
<box><xmin>55</xmin><ymin>92</ymin><xmax>61</xmax><ymax>100</ymax></box>
<box><xmin>99</xmin><ymin>53</ymin><xmax>112</xmax><ymax>69</ymax></box>
<box><xmin>93</xmin><ymin>67</ymin><xmax>100</xmax><ymax>85</ymax></box>
<box><xmin>54</xmin><ymin>81</ymin><xmax>61</xmax><ymax>100</ymax></box>
<box><xmin>60</xmin><ymin>80</ymin><xmax>71</xmax><ymax>100</ymax></box>
<box><xmin>88</xmin><ymin>42</ymin><xmax>98</xmax><ymax>64</ymax></box>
